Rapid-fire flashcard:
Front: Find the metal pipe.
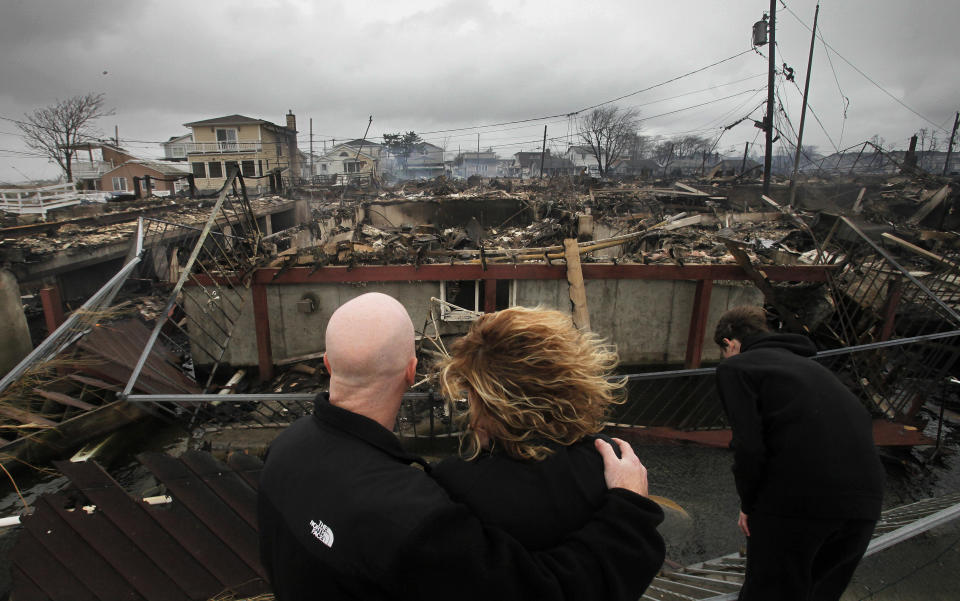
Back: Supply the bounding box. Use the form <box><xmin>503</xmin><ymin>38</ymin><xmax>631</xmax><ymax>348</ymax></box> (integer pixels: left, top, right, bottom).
<box><xmin>0</xmin><ymin>255</ymin><xmax>143</xmax><ymax>395</ymax></box>
<box><xmin>126</xmin><ymin>392</ymin><xmax>434</xmax><ymax>403</ymax></box>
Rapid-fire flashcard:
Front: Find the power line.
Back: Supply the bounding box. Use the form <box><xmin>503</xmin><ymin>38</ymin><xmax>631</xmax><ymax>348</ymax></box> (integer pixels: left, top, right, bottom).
<box><xmin>778</xmin><ymin>0</ymin><xmax>949</xmax><ymax>133</ymax></box>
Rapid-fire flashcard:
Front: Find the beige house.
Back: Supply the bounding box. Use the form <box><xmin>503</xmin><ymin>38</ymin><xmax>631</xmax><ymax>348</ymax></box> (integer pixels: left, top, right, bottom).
<box><xmin>315</xmin><ymin>142</ymin><xmax>381</xmax><ymax>184</ymax></box>
<box><xmin>184</xmin><ymin>112</ymin><xmax>299</xmax><ymax>190</ymax></box>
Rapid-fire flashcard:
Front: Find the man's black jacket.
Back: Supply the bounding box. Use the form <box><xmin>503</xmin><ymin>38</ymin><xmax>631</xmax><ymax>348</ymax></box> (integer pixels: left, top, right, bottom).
<box><xmin>715</xmin><ymin>333</ymin><xmax>884</xmax><ymax>519</ymax></box>
<box><xmin>258</xmin><ymin>395</ymin><xmax>666</xmax><ymax>601</ymax></box>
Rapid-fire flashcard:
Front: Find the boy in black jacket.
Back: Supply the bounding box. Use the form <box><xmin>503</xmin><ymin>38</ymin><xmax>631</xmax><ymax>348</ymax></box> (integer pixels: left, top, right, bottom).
<box><xmin>713</xmin><ymin>306</ymin><xmax>884</xmax><ymax>601</ymax></box>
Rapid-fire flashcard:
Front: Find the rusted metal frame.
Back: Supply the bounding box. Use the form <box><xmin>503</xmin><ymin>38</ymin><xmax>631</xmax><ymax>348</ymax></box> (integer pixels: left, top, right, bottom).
<box><xmin>39</xmin><ymin>285</ymin><xmax>65</xmax><ymax>334</ymax></box>
<box><xmin>483</xmin><ymin>279</ymin><xmax>497</xmax><ymax>313</ymax></box>
<box><xmin>157</xmin><ymin>329</ymin><xmax>190</xmax><ymax>357</ymax></box>
<box><xmin>189</xmin><ymin>261</ymin><xmax>244</xmax><ymax>320</ymax></box>
<box><xmin>821</xmin><ymin>238</ymin><xmax>874</xmax><ymax>347</ymax></box>
<box><xmin>194</xmin><ymin>244</ymin><xmax>251</xmax><ymax>310</ymax></box>
<box><xmin>253</xmin><ymin>284</ymin><xmax>273</xmax><ymax>382</ymax></box>
<box><xmin>122</xmin><ymin>177</ymin><xmax>236</xmax><ymax>399</ymax></box>
<box><xmin>684</xmin><ymin>279</ymin><xmax>714</xmax><ymax>369</ymax></box>
<box><xmin>219</xmin><ymin>193</ymin><xmax>257</xmax><ymax>246</ymax></box>
<box><xmin>174</xmin><ymin>286</ymin><xmax>235</xmax><ymax>345</ymax></box>
<box><xmin>142</xmin><ymin>217</ymin><xmax>246</xmax><ymax>242</ymax></box>
<box><xmin>842</xmin><ymin>216</ymin><xmax>960</xmax><ymax>326</ymax></box>
<box><xmin>234</xmin><ymin>176</ymin><xmax>262</xmax><ymax>240</ymax></box>
<box><xmin>167</xmin><ymin>306</ymin><xmax>230</xmax><ymax>362</ymax></box>
<box><xmin>200</xmin><ymin>223</ymin><xmax>248</xmax><ymax>276</ymax></box>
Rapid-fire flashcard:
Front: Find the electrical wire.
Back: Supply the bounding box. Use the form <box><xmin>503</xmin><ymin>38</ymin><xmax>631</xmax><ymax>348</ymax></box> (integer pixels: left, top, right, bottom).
<box><xmin>778</xmin><ymin>0</ymin><xmax>949</xmax><ymax>133</ymax></box>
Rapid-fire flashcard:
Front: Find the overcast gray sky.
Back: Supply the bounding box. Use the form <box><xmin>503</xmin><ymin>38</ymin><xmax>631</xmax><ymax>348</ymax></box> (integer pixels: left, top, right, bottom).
<box><xmin>0</xmin><ymin>0</ymin><xmax>957</xmax><ymax>183</ymax></box>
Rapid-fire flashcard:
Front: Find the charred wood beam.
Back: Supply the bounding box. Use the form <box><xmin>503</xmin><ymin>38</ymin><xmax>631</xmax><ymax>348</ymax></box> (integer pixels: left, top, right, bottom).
<box><xmin>721</xmin><ymin>237</ymin><xmax>810</xmax><ymax>335</ymax></box>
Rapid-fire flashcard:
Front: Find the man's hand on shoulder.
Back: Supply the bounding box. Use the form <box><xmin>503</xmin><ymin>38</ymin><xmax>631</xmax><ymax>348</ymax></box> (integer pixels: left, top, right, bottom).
<box><xmin>596</xmin><ymin>437</ymin><xmax>649</xmax><ymax>497</ymax></box>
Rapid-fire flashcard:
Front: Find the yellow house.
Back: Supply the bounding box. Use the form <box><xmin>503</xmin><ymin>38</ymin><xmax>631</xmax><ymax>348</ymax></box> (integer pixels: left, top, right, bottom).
<box><xmin>184</xmin><ymin>112</ymin><xmax>299</xmax><ymax>190</ymax></box>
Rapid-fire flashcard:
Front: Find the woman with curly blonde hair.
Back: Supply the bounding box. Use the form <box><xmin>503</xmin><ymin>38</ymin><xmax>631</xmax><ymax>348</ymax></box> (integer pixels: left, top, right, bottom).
<box><xmin>432</xmin><ymin>306</ymin><xmax>665</xmax><ymax>557</ymax></box>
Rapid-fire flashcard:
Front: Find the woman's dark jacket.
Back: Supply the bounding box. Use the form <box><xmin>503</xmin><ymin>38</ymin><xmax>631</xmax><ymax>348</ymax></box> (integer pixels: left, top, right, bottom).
<box><xmin>715</xmin><ymin>333</ymin><xmax>885</xmax><ymax>520</ymax></box>
<box><xmin>433</xmin><ymin>436</ymin><xmax>665</xmax><ymax>590</ymax></box>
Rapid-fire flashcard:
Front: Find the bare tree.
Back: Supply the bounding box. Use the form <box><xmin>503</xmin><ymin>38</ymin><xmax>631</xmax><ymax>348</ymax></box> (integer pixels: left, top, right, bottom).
<box><xmin>651</xmin><ymin>137</ymin><xmax>676</xmax><ymax>176</ymax></box>
<box><xmin>15</xmin><ymin>93</ymin><xmax>113</xmax><ymax>181</ymax></box>
<box><xmin>577</xmin><ymin>106</ymin><xmax>640</xmax><ymax>176</ymax></box>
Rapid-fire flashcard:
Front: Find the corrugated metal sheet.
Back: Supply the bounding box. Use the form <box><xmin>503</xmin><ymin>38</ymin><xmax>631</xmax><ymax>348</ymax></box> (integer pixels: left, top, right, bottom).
<box><xmin>11</xmin><ymin>451</ymin><xmax>267</xmax><ymax>601</ymax></box>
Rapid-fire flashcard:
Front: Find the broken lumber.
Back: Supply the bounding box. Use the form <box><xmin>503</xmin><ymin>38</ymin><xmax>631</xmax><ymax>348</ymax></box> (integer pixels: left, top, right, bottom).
<box><xmin>33</xmin><ymin>389</ymin><xmax>96</xmax><ymax>411</ymax></box>
<box><xmin>907</xmin><ymin>185</ymin><xmax>951</xmax><ymax>226</ymax></box>
<box><xmin>881</xmin><ymin>233</ymin><xmax>960</xmax><ymax>270</ymax></box>
<box><xmin>276</xmin><ymin>350</ymin><xmax>326</xmax><ymax>367</ymax></box>
<box><xmin>721</xmin><ymin>237</ymin><xmax>809</xmax><ymax>335</ymax></box>
<box><xmin>563</xmin><ymin>239</ymin><xmax>590</xmax><ymax>331</ymax></box>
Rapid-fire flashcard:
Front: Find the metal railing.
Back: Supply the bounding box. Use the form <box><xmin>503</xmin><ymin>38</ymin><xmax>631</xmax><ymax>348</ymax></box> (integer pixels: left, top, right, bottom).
<box><xmin>0</xmin><ymin>220</ymin><xmax>146</xmax><ymax>396</ymax></box>
<box><xmin>185</xmin><ymin>141</ymin><xmax>263</xmax><ymax>154</ymax></box>
<box><xmin>121</xmin><ymin>170</ymin><xmax>264</xmax><ymax>408</ymax></box>
<box><xmin>0</xmin><ymin>182</ymin><xmax>84</xmax><ymax>216</ymax></box>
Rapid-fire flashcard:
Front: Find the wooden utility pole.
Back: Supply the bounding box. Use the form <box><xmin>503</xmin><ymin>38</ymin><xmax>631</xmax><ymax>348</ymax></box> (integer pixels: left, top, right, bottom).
<box><xmin>740</xmin><ymin>141</ymin><xmax>750</xmax><ymax>176</ymax></box>
<box><xmin>944</xmin><ymin>111</ymin><xmax>959</xmax><ymax>176</ymax></box>
<box><xmin>763</xmin><ymin>0</ymin><xmax>776</xmax><ymax>195</ymax></box>
<box><xmin>309</xmin><ymin>118</ymin><xmax>314</xmax><ymax>179</ymax></box>
<box><xmin>539</xmin><ymin>125</ymin><xmax>548</xmax><ymax>179</ymax></box>
<box><xmin>788</xmin><ymin>3</ymin><xmax>819</xmax><ymax>208</ymax></box>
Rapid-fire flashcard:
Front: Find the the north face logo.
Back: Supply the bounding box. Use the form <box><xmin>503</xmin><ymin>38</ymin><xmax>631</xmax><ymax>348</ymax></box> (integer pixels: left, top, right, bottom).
<box><xmin>310</xmin><ymin>519</ymin><xmax>334</xmax><ymax>548</ymax></box>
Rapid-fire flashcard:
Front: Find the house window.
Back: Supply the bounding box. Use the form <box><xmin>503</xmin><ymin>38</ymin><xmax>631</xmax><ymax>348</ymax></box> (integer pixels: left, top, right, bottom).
<box><xmin>321</xmin><ymin>164</ymin><xmax>328</xmax><ymax>172</ymax></box>
<box><xmin>345</xmin><ymin>161</ymin><xmax>363</xmax><ymax>173</ymax></box>
<box><xmin>191</xmin><ymin>162</ymin><xmax>206</xmax><ymax>178</ymax></box>
<box><xmin>112</xmin><ymin>176</ymin><xmax>127</xmax><ymax>191</ymax></box>
<box><xmin>439</xmin><ymin>280</ymin><xmax>513</xmax><ymax>321</ymax></box>
<box><xmin>208</xmin><ymin>162</ymin><xmax>223</xmax><ymax>178</ymax></box>
<box><xmin>242</xmin><ymin>160</ymin><xmax>256</xmax><ymax>177</ymax></box>
<box><xmin>225</xmin><ymin>161</ymin><xmax>239</xmax><ymax>177</ymax></box>
<box><xmin>216</xmin><ymin>128</ymin><xmax>238</xmax><ymax>151</ymax></box>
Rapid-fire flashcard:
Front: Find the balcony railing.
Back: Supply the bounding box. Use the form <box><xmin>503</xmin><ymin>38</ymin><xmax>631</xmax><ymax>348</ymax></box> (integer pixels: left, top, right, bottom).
<box><xmin>185</xmin><ymin>141</ymin><xmax>263</xmax><ymax>154</ymax></box>
<box><xmin>72</xmin><ymin>160</ymin><xmax>114</xmax><ymax>179</ymax></box>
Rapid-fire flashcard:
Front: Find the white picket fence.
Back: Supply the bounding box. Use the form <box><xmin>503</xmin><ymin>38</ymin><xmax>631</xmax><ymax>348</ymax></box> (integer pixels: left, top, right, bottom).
<box><xmin>0</xmin><ymin>182</ymin><xmax>92</xmax><ymax>217</ymax></box>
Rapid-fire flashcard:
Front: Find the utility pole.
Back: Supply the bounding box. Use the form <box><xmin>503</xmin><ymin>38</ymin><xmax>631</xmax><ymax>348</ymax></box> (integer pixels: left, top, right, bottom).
<box><xmin>539</xmin><ymin>125</ymin><xmax>548</xmax><ymax>180</ymax></box>
<box><xmin>944</xmin><ymin>111</ymin><xmax>959</xmax><ymax>176</ymax></box>
<box><xmin>309</xmin><ymin>118</ymin><xmax>314</xmax><ymax>179</ymax></box>
<box><xmin>788</xmin><ymin>3</ymin><xmax>819</xmax><ymax>208</ymax></box>
<box><xmin>477</xmin><ymin>133</ymin><xmax>480</xmax><ymax>179</ymax></box>
<box><xmin>740</xmin><ymin>141</ymin><xmax>750</xmax><ymax>176</ymax></box>
<box><xmin>763</xmin><ymin>0</ymin><xmax>776</xmax><ymax>195</ymax></box>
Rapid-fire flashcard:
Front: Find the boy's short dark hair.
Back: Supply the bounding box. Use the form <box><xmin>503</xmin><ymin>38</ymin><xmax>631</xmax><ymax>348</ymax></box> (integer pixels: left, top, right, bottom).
<box><xmin>713</xmin><ymin>305</ymin><xmax>771</xmax><ymax>347</ymax></box>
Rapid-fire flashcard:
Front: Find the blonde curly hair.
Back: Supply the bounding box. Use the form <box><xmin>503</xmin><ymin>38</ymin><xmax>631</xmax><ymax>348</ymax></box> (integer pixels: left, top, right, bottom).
<box><xmin>438</xmin><ymin>306</ymin><xmax>624</xmax><ymax>461</ymax></box>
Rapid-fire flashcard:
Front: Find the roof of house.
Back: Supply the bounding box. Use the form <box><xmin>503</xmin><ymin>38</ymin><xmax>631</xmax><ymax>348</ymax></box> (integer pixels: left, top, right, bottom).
<box><xmin>183</xmin><ymin>115</ymin><xmax>294</xmax><ymax>135</ymax></box>
<box><xmin>341</xmin><ymin>139</ymin><xmax>383</xmax><ymax>148</ymax></box>
<box><xmin>319</xmin><ymin>147</ymin><xmax>377</xmax><ymax>161</ymax></box>
<box><xmin>104</xmin><ymin>160</ymin><xmax>191</xmax><ymax>177</ymax></box>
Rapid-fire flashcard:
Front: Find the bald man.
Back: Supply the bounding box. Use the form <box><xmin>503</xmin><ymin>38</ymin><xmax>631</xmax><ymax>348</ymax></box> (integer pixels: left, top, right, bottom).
<box><xmin>258</xmin><ymin>293</ymin><xmax>665</xmax><ymax>601</ymax></box>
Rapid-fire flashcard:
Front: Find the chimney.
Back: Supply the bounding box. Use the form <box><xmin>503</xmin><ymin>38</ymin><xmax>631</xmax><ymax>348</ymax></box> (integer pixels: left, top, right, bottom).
<box><xmin>286</xmin><ymin>110</ymin><xmax>297</xmax><ymax>132</ymax></box>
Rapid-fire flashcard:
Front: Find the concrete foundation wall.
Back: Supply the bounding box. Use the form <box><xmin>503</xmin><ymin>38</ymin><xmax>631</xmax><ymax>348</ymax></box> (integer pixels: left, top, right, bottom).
<box><xmin>0</xmin><ymin>269</ymin><xmax>34</xmax><ymax>376</ymax></box>
<box><xmin>187</xmin><ymin>278</ymin><xmax>762</xmax><ymax>368</ymax></box>
<box><xmin>515</xmin><ymin>279</ymin><xmax>761</xmax><ymax>364</ymax></box>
